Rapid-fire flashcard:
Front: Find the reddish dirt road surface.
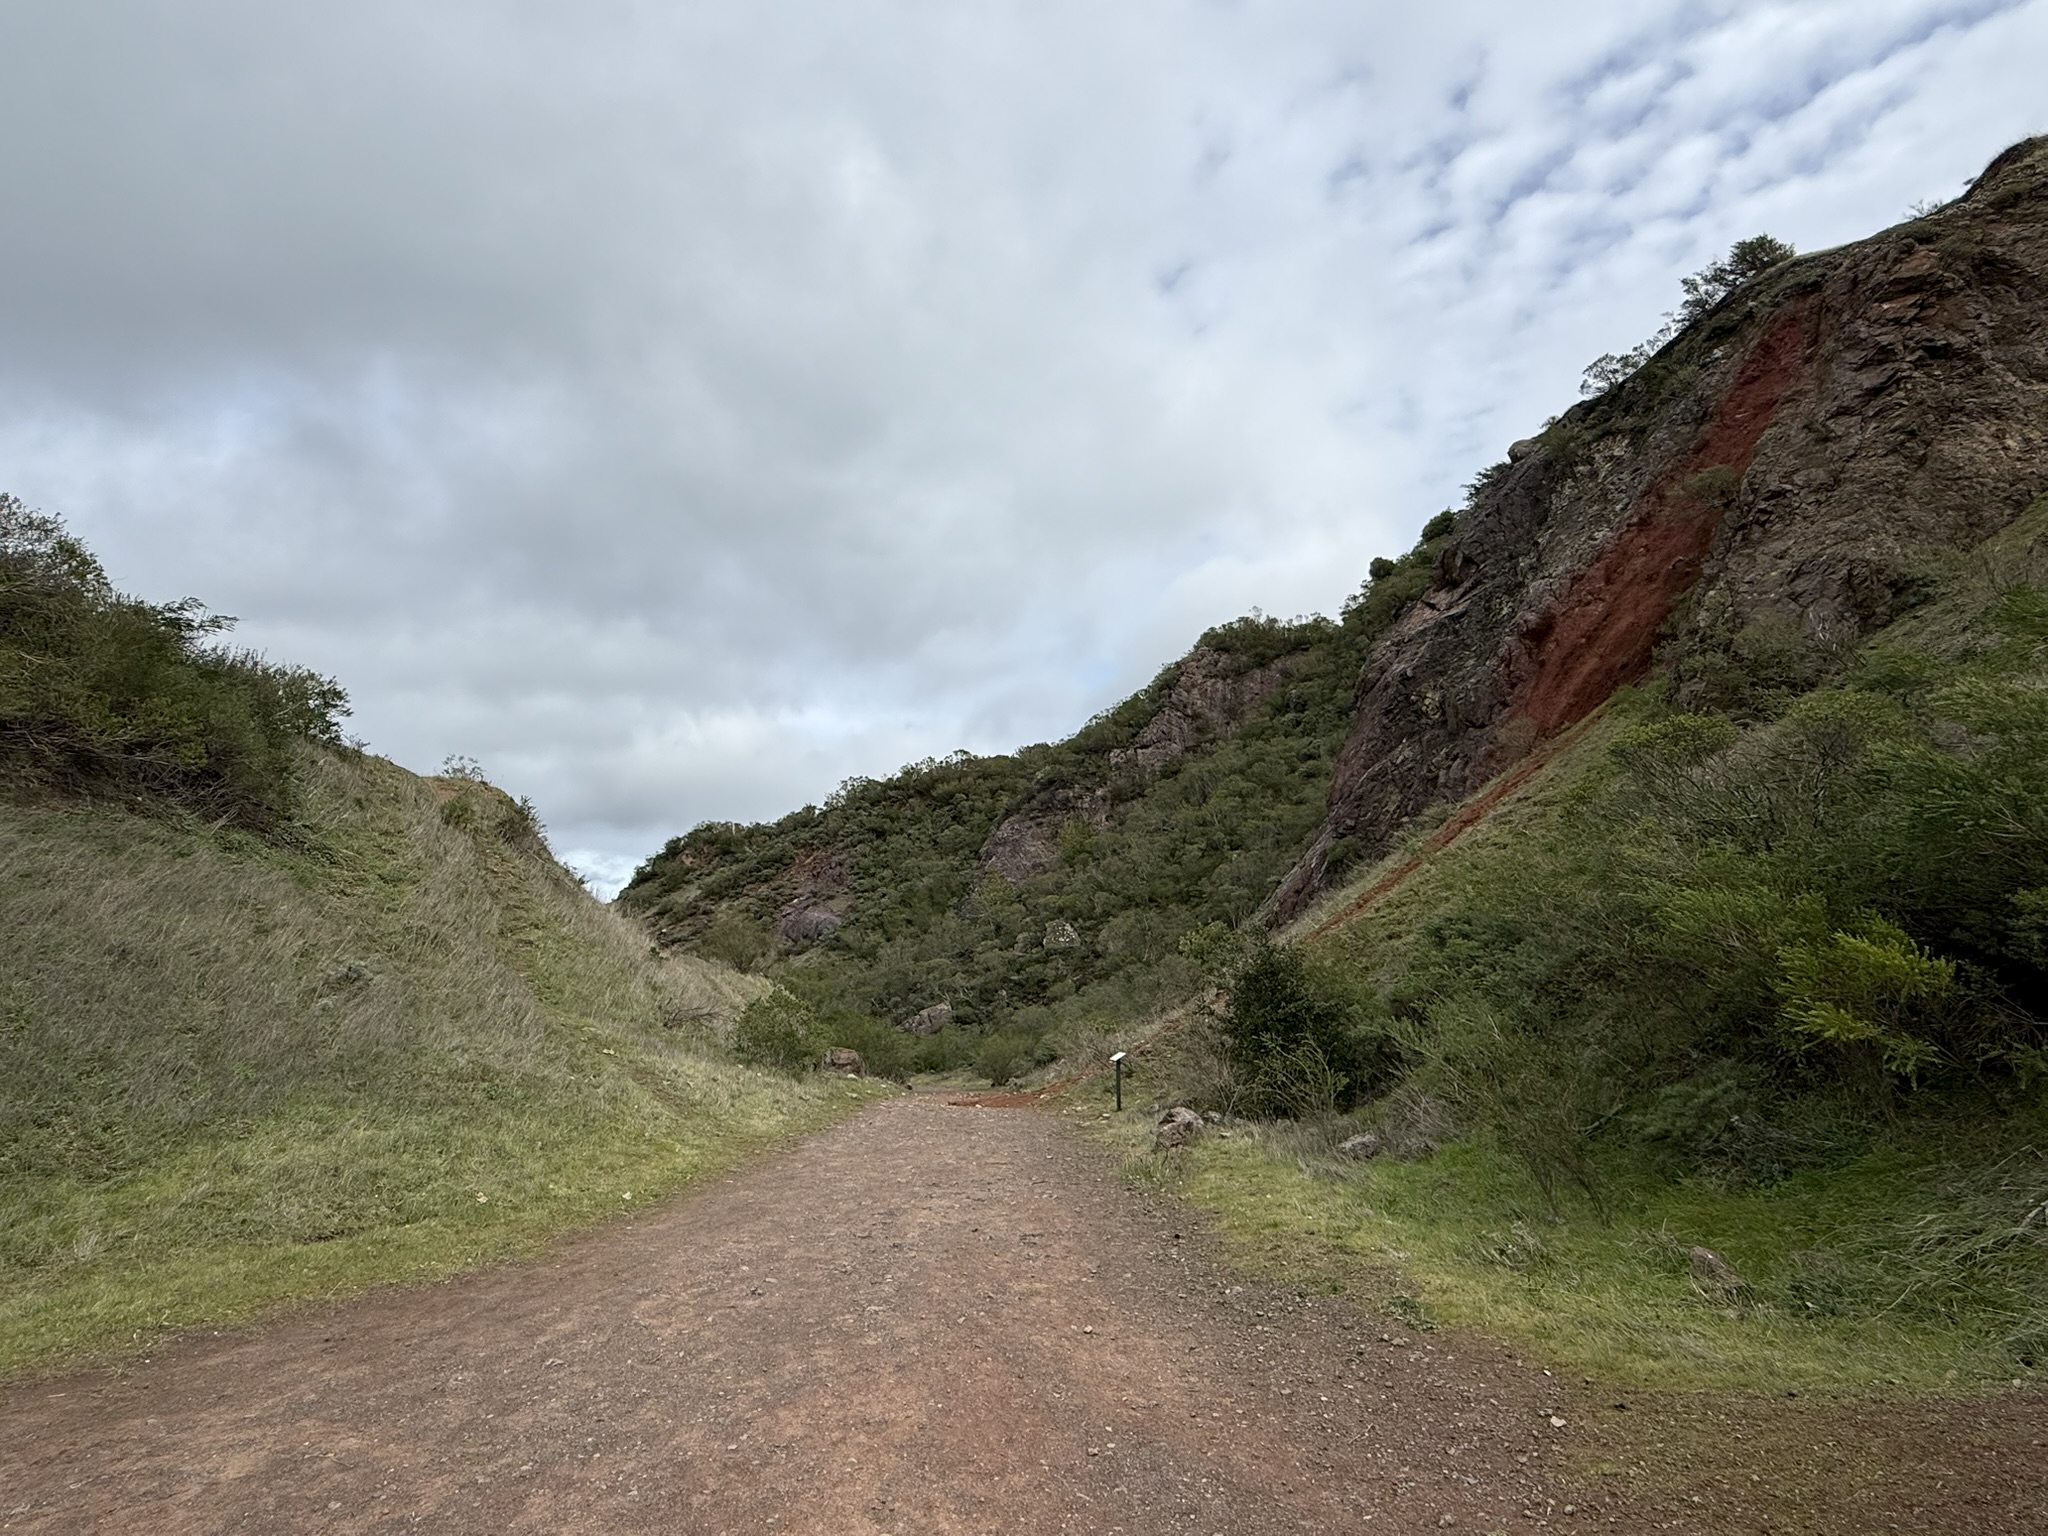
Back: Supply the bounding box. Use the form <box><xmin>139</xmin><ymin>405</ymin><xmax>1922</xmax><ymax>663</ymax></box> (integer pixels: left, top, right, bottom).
<box><xmin>3</xmin><ymin>1096</ymin><xmax>2041</xmax><ymax>1534</ymax></box>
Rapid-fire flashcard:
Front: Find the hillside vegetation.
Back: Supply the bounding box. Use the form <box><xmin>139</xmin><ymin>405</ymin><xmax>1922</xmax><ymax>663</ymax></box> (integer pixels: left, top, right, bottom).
<box><xmin>619</xmin><ymin>515</ymin><xmax>1465</xmax><ymax>1083</ymax></box>
<box><xmin>0</xmin><ymin>494</ymin><xmax>346</xmax><ymax>830</ymax></box>
<box><xmin>622</xmin><ymin>146</ymin><xmax>2048</xmax><ymax>1390</ymax></box>
<box><xmin>0</xmin><ymin>508</ymin><xmax>887</xmax><ymax>1377</ymax></box>
<box><xmin>1118</xmin><ymin>502</ymin><xmax>2048</xmax><ymax>1387</ymax></box>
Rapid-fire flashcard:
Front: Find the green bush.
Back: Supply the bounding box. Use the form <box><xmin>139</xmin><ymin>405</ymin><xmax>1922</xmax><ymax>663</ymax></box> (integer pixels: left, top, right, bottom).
<box><xmin>805</xmin><ymin>1005</ymin><xmax>916</xmax><ymax>1081</ymax></box>
<box><xmin>730</xmin><ymin>990</ymin><xmax>821</xmax><ymax>1075</ymax></box>
<box><xmin>1339</xmin><ymin>561</ymin><xmax>2048</xmax><ymax>1196</ymax></box>
<box><xmin>909</xmin><ymin>1025</ymin><xmax>979</xmax><ymax>1075</ymax></box>
<box><xmin>0</xmin><ymin>498</ymin><xmax>347</xmax><ymax>829</ymax></box>
<box><xmin>1224</xmin><ymin>941</ymin><xmax>1403</xmax><ymax>1118</ymax></box>
<box><xmin>973</xmin><ymin>1027</ymin><xmax>1058</xmax><ymax>1087</ymax></box>
<box><xmin>1339</xmin><ymin>516</ymin><xmax>1457</xmax><ymax>649</ymax></box>
<box><xmin>1580</xmin><ymin>233</ymin><xmax>1796</xmax><ymax>397</ymax></box>
<box><xmin>698</xmin><ymin>912</ymin><xmax>772</xmax><ymax>972</ymax></box>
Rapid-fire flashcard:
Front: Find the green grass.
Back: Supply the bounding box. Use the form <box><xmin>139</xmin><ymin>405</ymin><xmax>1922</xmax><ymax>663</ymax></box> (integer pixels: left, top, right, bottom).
<box><xmin>1092</xmin><ymin>1096</ymin><xmax>2044</xmax><ymax>1395</ymax></box>
<box><xmin>0</xmin><ymin>749</ymin><xmax>892</xmax><ymax>1379</ymax></box>
<box><xmin>1138</xmin><ymin>536</ymin><xmax>2048</xmax><ymax>1392</ymax></box>
<box><xmin>3</xmin><ymin>1071</ymin><xmax>885</xmax><ymax>1377</ymax></box>
<box><xmin>1088</xmin><ymin>683</ymin><xmax>2048</xmax><ymax>1393</ymax></box>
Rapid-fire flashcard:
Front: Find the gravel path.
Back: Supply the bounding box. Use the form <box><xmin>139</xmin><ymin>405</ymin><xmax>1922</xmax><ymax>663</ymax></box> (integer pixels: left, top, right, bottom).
<box><xmin>2</xmin><ymin>1095</ymin><xmax>2041</xmax><ymax>1533</ymax></box>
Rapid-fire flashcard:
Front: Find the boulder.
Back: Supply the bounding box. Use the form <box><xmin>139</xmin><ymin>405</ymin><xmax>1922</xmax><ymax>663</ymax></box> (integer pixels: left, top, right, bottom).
<box><xmin>901</xmin><ymin>1002</ymin><xmax>954</xmax><ymax>1035</ymax></box>
<box><xmin>775</xmin><ymin>902</ymin><xmax>844</xmax><ymax>945</ymax></box>
<box><xmin>1336</xmin><ymin>1132</ymin><xmax>1384</xmax><ymax>1160</ymax></box>
<box><xmin>1153</xmin><ymin>1105</ymin><xmax>1205</xmax><ymax>1150</ymax></box>
<box><xmin>1044</xmin><ymin>918</ymin><xmax>1080</xmax><ymax>949</ymax></box>
<box><xmin>823</xmin><ymin>1046</ymin><xmax>866</xmax><ymax>1077</ymax></box>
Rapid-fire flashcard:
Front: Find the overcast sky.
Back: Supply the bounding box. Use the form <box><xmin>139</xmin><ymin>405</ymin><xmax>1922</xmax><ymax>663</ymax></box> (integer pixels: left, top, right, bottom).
<box><xmin>2</xmin><ymin>1</ymin><xmax>2042</xmax><ymax>892</ymax></box>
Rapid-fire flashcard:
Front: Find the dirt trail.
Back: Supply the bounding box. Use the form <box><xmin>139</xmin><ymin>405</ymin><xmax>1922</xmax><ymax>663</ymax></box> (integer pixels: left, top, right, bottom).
<box><xmin>2</xmin><ymin>1097</ymin><xmax>2041</xmax><ymax>1534</ymax></box>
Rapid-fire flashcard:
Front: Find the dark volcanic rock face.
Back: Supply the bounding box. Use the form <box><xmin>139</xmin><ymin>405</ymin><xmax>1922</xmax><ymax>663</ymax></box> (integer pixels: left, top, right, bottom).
<box><xmin>1107</xmin><ymin>645</ymin><xmax>1294</xmax><ymax>781</ymax></box>
<box><xmin>1273</xmin><ymin>137</ymin><xmax>2048</xmax><ymax>923</ymax></box>
<box><xmin>978</xmin><ymin>642</ymin><xmax>1287</xmax><ymax>883</ymax></box>
<box><xmin>770</xmin><ymin>847</ymin><xmax>851</xmax><ymax>945</ymax></box>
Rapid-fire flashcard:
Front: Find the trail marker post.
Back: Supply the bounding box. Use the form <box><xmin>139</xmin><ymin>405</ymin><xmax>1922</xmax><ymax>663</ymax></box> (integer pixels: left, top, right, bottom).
<box><xmin>1110</xmin><ymin>1051</ymin><xmax>1127</xmax><ymax>1112</ymax></box>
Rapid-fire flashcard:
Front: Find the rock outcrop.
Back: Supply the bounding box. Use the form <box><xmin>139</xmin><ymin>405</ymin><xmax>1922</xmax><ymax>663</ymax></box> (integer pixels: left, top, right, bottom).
<box><xmin>1274</xmin><ymin>137</ymin><xmax>2048</xmax><ymax>922</ymax></box>
<box><xmin>771</xmin><ymin>847</ymin><xmax>850</xmax><ymax>946</ymax></box>
<box><xmin>902</xmin><ymin>1002</ymin><xmax>954</xmax><ymax>1035</ymax></box>
<box><xmin>977</xmin><ymin>642</ymin><xmax>1290</xmax><ymax>882</ymax></box>
<box><xmin>1108</xmin><ymin>645</ymin><xmax>1294</xmax><ymax>782</ymax></box>
<box><xmin>978</xmin><ymin>807</ymin><xmax>1071</xmax><ymax>882</ymax></box>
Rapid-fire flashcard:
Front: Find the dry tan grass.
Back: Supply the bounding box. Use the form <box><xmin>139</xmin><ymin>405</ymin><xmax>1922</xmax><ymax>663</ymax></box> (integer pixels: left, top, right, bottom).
<box><xmin>0</xmin><ymin>749</ymin><xmax>876</xmax><ymax>1377</ymax></box>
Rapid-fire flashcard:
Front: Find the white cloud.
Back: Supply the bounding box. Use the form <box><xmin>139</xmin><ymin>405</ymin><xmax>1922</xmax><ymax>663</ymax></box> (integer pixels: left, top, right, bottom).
<box><xmin>1</xmin><ymin>0</ymin><xmax>2041</xmax><ymax>894</ymax></box>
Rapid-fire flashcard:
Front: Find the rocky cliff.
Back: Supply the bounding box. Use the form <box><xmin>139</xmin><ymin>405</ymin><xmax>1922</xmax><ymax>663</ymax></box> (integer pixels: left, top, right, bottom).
<box><xmin>622</xmin><ymin>137</ymin><xmax>2048</xmax><ymax>1044</ymax></box>
<box><xmin>1272</xmin><ymin>136</ymin><xmax>2048</xmax><ymax>922</ymax></box>
<box><xmin>619</xmin><ymin>613</ymin><xmax>1369</xmax><ymax>1031</ymax></box>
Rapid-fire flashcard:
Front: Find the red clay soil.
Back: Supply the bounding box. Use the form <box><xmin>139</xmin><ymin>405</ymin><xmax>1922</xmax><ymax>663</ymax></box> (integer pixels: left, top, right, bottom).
<box><xmin>1510</xmin><ymin>305</ymin><xmax>1814</xmax><ymax>738</ymax></box>
<box><xmin>3</xmin><ymin>1096</ymin><xmax>2041</xmax><ymax>1534</ymax></box>
<box><xmin>1292</xmin><ymin>311</ymin><xmax>1822</xmax><ymax>947</ymax></box>
<box><xmin>945</xmin><ymin>1089</ymin><xmax>1049</xmax><ymax>1108</ymax></box>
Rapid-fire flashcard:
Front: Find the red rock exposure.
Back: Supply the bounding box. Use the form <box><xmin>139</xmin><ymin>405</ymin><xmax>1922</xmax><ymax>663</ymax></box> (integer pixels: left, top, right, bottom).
<box><xmin>1507</xmin><ymin>304</ymin><xmax>1814</xmax><ymax>738</ymax></box>
<box><xmin>1272</xmin><ymin>137</ymin><xmax>2048</xmax><ymax>926</ymax></box>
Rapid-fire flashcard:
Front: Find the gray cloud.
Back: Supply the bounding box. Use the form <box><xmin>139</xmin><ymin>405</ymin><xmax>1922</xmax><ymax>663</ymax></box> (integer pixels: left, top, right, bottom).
<box><xmin>2</xmin><ymin>0</ymin><xmax>2041</xmax><ymax>891</ymax></box>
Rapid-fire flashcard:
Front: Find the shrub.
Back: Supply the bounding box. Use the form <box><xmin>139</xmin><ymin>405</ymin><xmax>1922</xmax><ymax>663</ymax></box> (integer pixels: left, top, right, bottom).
<box><xmin>0</xmin><ymin>497</ymin><xmax>348</xmax><ymax>828</ymax></box>
<box><xmin>1774</xmin><ymin>914</ymin><xmax>1953</xmax><ymax>1080</ymax></box>
<box><xmin>805</xmin><ymin>1005</ymin><xmax>915</xmax><ymax>1081</ymax></box>
<box><xmin>1580</xmin><ymin>233</ymin><xmax>1795</xmax><ymax>397</ymax></box>
<box><xmin>1340</xmin><ymin>557</ymin><xmax>1433</xmax><ymax>644</ymax></box>
<box><xmin>698</xmin><ymin>912</ymin><xmax>772</xmax><ymax>972</ymax></box>
<box><xmin>1195</xmin><ymin>613</ymin><xmax>1332</xmax><ymax>672</ymax></box>
<box><xmin>1224</xmin><ymin>941</ymin><xmax>1403</xmax><ymax>1118</ymax></box>
<box><xmin>909</xmin><ymin>1025</ymin><xmax>979</xmax><ymax>1075</ymax></box>
<box><xmin>730</xmin><ymin>989</ymin><xmax>820</xmax><ymax>1075</ymax></box>
<box><xmin>974</xmin><ymin>1028</ymin><xmax>1055</xmax><ymax>1087</ymax></box>
<box><xmin>1675</xmin><ymin>233</ymin><xmax>1795</xmax><ymax>324</ymax></box>
<box><xmin>1404</xmin><ymin>996</ymin><xmax>1610</xmax><ymax>1213</ymax></box>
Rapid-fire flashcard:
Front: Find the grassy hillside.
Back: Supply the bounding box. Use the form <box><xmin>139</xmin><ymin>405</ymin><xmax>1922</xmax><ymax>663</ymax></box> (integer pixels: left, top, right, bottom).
<box><xmin>0</xmin><ymin>752</ymin><xmax>888</xmax><ymax>1377</ymax></box>
<box><xmin>0</xmin><ymin>506</ymin><xmax>889</xmax><ymax>1378</ymax></box>
<box><xmin>618</xmin><ymin>516</ymin><xmax>1466</xmax><ymax>1082</ymax></box>
<box><xmin>1109</xmin><ymin>499</ymin><xmax>2048</xmax><ymax>1389</ymax></box>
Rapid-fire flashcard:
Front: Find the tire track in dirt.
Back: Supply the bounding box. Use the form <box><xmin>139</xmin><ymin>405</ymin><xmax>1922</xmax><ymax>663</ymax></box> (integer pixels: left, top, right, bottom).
<box><xmin>2</xmin><ymin>1096</ymin><xmax>2041</xmax><ymax>1533</ymax></box>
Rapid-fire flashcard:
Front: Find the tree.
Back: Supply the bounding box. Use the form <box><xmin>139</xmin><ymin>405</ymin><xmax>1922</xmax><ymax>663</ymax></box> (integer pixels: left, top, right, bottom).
<box><xmin>1581</xmin><ymin>234</ymin><xmax>1795</xmax><ymax>397</ymax></box>
<box><xmin>1675</xmin><ymin>234</ymin><xmax>1796</xmax><ymax>325</ymax></box>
